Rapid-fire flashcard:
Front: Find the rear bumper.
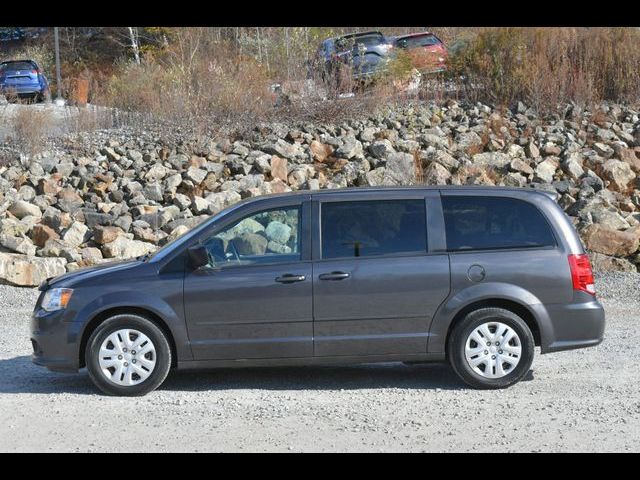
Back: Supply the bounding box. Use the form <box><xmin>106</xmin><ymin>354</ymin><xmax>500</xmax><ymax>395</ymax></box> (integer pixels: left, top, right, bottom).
<box><xmin>1</xmin><ymin>85</ymin><xmax>44</xmax><ymax>95</ymax></box>
<box><xmin>536</xmin><ymin>299</ymin><xmax>605</xmax><ymax>353</ymax></box>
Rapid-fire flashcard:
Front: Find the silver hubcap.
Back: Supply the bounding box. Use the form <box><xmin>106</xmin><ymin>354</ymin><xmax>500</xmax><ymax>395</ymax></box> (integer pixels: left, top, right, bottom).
<box><xmin>98</xmin><ymin>329</ymin><xmax>156</xmax><ymax>386</ymax></box>
<box><xmin>465</xmin><ymin>322</ymin><xmax>521</xmax><ymax>379</ymax></box>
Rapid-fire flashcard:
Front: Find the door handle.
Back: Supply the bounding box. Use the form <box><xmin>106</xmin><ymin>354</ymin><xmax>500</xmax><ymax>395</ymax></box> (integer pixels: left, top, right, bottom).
<box><xmin>318</xmin><ymin>271</ymin><xmax>350</xmax><ymax>281</ymax></box>
<box><xmin>275</xmin><ymin>274</ymin><xmax>306</xmax><ymax>284</ymax></box>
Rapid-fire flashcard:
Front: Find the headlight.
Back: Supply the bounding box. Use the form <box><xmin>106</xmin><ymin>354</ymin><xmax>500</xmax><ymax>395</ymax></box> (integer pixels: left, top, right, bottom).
<box><xmin>41</xmin><ymin>288</ymin><xmax>73</xmax><ymax>312</ymax></box>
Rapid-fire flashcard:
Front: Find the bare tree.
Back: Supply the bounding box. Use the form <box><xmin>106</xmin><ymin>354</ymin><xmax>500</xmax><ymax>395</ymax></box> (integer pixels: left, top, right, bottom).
<box><xmin>128</xmin><ymin>27</ymin><xmax>141</xmax><ymax>64</ymax></box>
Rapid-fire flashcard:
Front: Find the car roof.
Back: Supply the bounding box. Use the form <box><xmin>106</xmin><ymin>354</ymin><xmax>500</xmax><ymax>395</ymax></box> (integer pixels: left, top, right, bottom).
<box><xmin>395</xmin><ymin>31</ymin><xmax>435</xmax><ymax>38</ymax></box>
<box><xmin>234</xmin><ymin>185</ymin><xmax>558</xmax><ymax>206</ymax></box>
<box><xmin>391</xmin><ymin>32</ymin><xmax>441</xmax><ymax>42</ymax></box>
<box><xmin>328</xmin><ymin>30</ymin><xmax>385</xmax><ymax>42</ymax></box>
<box><xmin>0</xmin><ymin>59</ymin><xmax>38</xmax><ymax>66</ymax></box>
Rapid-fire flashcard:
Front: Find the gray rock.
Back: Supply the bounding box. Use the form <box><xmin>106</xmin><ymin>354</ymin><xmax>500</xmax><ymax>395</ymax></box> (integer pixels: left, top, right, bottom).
<box><xmin>143</xmin><ymin>182</ymin><xmax>164</xmax><ymax>202</ymax></box>
<box><xmin>368</xmin><ymin>140</ymin><xmax>395</xmax><ymax>159</ymax></box>
<box><xmin>0</xmin><ymin>234</ymin><xmax>36</xmax><ymax>256</ymax></box>
<box><xmin>234</xmin><ymin>233</ymin><xmax>267</xmax><ymax>255</ymax></box>
<box><xmin>534</xmin><ymin>158</ymin><xmax>559</xmax><ymax>183</ymax></box>
<box><xmin>62</xmin><ymin>221</ymin><xmax>89</xmax><ymax>248</ymax></box>
<box><xmin>336</xmin><ymin>137</ymin><xmax>363</xmax><ymax>159</ymax></box>
<box><xmin>145</xmin><ymin>163</ymin><xmax>169</xmax><ymax>182</ymax></box>
<box><xmin>265</xmin><ymin>221</ymin><xmax>292</xmax><ymax>244</ymax></box>
<box><xmin>205</xmin><ymin>190</ymin><xmax>241</xmax><ymax>215</ymax></box>
<box><xmin>102</xmin><ymin>236</ymin><xmax>156</xmax><ymax>259</ymax></box>
<box><xmin>382</xmin><ymin>152</ymin><xmax>416</xmax><ymax>185</ymax></box>
<box><xmin>472</xmin><ymin>152</ymin><xmax>511</xmax><ymax>169</ymax></box>
<box><xmin>423</xmin><ymin>162</ymin><xmax>451</xmax><ymax>185</ymax></box>
<box><xmin>8</xmin><ymin>201</ymin><xmax>41</xmax><ymax>219</ymax></box>
<box><xmin>173</xmin><ymin>194</ymin><xmax>192</xmax><ymax>210</ymax></box>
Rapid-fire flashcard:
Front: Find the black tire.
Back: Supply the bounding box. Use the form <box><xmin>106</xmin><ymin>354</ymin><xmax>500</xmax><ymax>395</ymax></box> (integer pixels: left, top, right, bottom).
<box><xmin>85</xmin><ymin>314</ymin><xmax>172</xmax><ymax>396</ymax></box>
<box><xmin>448</xmin><ymin>307</ymin><xmax>534</xmax><ymax>389</ymax></box>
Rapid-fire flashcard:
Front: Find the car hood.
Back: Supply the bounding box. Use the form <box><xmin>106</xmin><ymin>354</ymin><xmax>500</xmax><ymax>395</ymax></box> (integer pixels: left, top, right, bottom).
<box><xmin>44</xmin><ymin>259</ymin><xmax>143</xmax><ymax>289</ymax></box>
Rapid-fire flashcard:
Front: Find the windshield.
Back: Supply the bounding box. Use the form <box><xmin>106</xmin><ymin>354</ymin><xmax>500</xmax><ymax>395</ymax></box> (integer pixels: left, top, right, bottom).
<box><xmin>397</xmin><ymin>34</ymin><xmax>441</xmax><ymax>49</ymax></box>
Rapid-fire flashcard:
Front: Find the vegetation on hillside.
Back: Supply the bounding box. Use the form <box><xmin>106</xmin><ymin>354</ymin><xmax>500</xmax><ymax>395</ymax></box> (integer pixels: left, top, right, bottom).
<box><xmin>2</xmin><ymin>27</ymin><xmax>640</xmax><ymax>133</ymax></box>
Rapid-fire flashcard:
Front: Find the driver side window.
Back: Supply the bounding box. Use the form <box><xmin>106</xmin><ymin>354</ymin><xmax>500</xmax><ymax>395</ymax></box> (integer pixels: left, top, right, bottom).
<box><xmin>203</xmin><ymin>206</ymin><xmax>301</xmax><ymax>268</ymax></box>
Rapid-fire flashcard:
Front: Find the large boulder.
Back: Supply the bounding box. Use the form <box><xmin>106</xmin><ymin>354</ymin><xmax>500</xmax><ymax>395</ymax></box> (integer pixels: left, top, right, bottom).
<box><xmin>590</xmin><ymin>252</ymin><xmax>637</xmax><ymax>272</ymax></box>
<box><xmin>423</xmin><ymin>162</ymin><xmax>451</xmax><ymax>185</ymax></box>
<box><xmin>205</xmin><ymin>190</ymin><xmax>242</xmax><ymax>215</ymax></box>
<box><xmin>102</xmin><ymin>236</ymin><xmax>156</xmax><ymax>259</ymax></box>
<box><xmin>381</xmin><ymin>152</ymin><xmax>416</xmax><ymax>185</ymax></box>
<box><xmin>0</xmin><ymin>252</ymin><xmax>67</xmax><ymax>287</ymax></box>
<box><xmin>270</xmin><ymin>156</ymin><xmax>288</xmax><ymax>182</ymax></box>
<box><xmin>234</xmin><ymin>233</ymin><xmax>267</xmax><ymax>255</ymax></box>
<box><xmin>534</xmin><ymin>158</ymin><xmax>559</xmax><ymax>183</ymax></box>
<box><xmin>31</xmin><ymin>224</ymin><xmax>60</xmax><ymax>248</ymax></box>
<box><xmin>309</xmin><ymin>141</ymin><xmax>334</xmax><ymax>162</ymax></box>
<box><xmin>0</xmin><ymin>234</ymin><xmax>37</xmax><ymax>256</ymax></box>
<box><xmin>581</xmin><ymin>224</ymin><xmax>639</xmax><ymax>257</ymax></box>
<box><xmin>472</xmin><ymin>152</ymin><xmax>511</xmax><ymax>170</ymax></box>
<box><xmin>265</xmin><ymin>221</ymin><xmax>292</xmax><ymax>244</ymax></box>
<box><xmin>62</xmin><ymin>221</ymin><xmax>89</xmax><ymax>248</ymax></box>
<box><xmin>600</xmin><ymin>159</ymin><xmax>635</xmax><ymax>192</ymax></box>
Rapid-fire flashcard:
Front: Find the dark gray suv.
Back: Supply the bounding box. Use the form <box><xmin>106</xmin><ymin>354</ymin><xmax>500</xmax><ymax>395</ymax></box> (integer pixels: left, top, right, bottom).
<box><xmin>31</xmin><ymin>186</ymin><xmax>605</xmax><ymax>396</ymax></box>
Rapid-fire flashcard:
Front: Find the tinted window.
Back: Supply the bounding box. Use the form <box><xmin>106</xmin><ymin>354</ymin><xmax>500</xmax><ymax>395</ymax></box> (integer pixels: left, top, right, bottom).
<box><xmin>335</xmin><ymin>34</ymin><xmax>385</xmax><ymax>52</ymax></box>
<box><xmin>442</xmin><ymin>196</ymin><xmax>556</xmax><ymax>251</ymax></box>
<box><xmin>321</xmin><ymin>200</ymin><xmax>427</xmax><ymax>259</ymax></box>
<box><xmin>397</xmin><ymin>34</ymin><xmax>441</xmax><ymax>49</ymax></box>
<box><xmin>1</xmin><ymin>61</ymin><xmax>35</xmax><ymax>71</ymax></box>
<box><xmin>203</xmin><ymin>206</ymin><xmax>301</xmax><ymax>268</ymax></box>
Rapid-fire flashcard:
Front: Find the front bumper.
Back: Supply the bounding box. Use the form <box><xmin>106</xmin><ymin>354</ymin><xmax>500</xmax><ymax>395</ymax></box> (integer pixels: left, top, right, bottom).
<box><xmin>536</xmin><ymin>299</ymin><xmax>606</xmax><ymax>353</ymax></box>
<box><xmin>30</xmin><ymin>308</ymin><xmax>81</xmax><ymax>373</ymax></box>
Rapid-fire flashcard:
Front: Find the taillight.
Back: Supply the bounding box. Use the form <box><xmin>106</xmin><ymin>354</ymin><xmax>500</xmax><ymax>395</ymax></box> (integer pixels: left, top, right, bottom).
<box><xmin>31</xmin><ymin>69</ymin><xmax>39</xmax><ymax>74</ymax></box>
<box><xmin>568</xmin><ymin>254</ymin><xmax>595</xmax><ymax>295</ymax></box>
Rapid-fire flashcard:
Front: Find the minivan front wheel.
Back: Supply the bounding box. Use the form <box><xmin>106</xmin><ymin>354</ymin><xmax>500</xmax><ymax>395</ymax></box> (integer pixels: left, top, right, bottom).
<box><xmin>85</xmin><ymin>314</ymin><xmax>172</xmax><ymax>396</ymax></box>
<box><xmin>448</xmin><ymin>308</ymin><xmax>534</xmax><ymax>389</ymax></box>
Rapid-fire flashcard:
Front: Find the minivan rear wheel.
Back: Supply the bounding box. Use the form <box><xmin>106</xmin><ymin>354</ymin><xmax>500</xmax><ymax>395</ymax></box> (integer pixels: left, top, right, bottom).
<box><xmin>85</xmin><ymin>314</ymin><xmax>171</xmax><ymax>396</ymax></box>
<box><xmin>448</xmin><ymin>308</ymin><xmax>534</xmax><ymax>389</ymax></box>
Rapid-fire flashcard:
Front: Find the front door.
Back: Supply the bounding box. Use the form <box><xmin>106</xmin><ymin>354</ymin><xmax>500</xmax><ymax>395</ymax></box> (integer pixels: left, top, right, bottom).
<box><xmin>312</xmin><ymin>195</ymin><xmax>450</xmax><ymax>357</ymax></box>
<box><xmin>184</xmin><ymin>200</ymin><xmax>313</xmax><ymax>360</ymax></box>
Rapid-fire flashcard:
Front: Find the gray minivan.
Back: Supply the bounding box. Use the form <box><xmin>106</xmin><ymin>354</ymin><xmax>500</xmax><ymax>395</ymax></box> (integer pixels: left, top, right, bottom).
<box><xmin>31</xmin><ymin>186</ymin><xmax>605</xmax><ymax>396</ymax></box>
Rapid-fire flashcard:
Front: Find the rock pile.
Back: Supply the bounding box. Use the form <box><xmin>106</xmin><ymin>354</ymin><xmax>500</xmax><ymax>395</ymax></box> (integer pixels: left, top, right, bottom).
<box><xmin>1</xmin><ymin>100</ymin><xmax>640</xmax><ymax>285</ymax></box>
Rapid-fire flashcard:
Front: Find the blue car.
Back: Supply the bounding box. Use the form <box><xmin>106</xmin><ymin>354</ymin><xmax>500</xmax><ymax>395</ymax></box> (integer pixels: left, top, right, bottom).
<box><xmin>0</xmin><ymin>59</ymin><xmax>51</xmax><ymax>102</ymax></box>
<box><xmin>313</xmin><ymin>31</ymin><xmax>394</xmax><ymax>84</ymax></box>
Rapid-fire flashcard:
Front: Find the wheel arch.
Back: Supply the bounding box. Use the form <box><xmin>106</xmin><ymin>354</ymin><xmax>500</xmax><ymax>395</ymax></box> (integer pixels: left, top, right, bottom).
<box><xmin>443</xmin><ymin>299</ymin><xmax>541</xmax><ymax>358</ymax></box>
<box><xmin>79</xmin><ymin>307</ymin><xmax>178</xmax><ymax>369</ymax></box>
<box><xmin>428</xmin><ymin>282</ymin><xmax>552</xmax><ymax>355</ymax></box>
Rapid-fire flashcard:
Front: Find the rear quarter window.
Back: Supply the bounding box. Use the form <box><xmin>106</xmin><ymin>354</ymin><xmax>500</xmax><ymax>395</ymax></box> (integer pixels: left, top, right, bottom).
<box><xmin>442</xmin><ymin>196</ymin><xmax>556</xmax><ymax>251</ymax></box>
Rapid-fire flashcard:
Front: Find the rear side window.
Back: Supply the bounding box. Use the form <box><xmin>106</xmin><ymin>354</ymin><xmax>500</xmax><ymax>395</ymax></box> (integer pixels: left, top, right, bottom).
<box><xmin>321</xmin><ymin>199</ymin><xmax>427</xmax><ymax>259</ymax></box>
<box><xmin>442</xmin><ymin>196</ymin><xmax>556</xmax><ymax>252</ymax></box>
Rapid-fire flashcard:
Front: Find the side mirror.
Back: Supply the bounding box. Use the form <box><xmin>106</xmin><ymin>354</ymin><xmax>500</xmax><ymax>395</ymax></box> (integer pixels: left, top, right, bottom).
<box><xmin>187</xmin><ymin>245</ymin><xmax>209</xmax><ymax>270</ymax></box>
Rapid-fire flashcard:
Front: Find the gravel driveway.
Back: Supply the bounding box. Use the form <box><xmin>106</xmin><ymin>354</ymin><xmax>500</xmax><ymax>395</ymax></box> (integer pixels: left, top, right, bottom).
<box><xmin>0</xmin><ymin>273</ymin><xmax>638</xmax><ymax>452</ymax></box>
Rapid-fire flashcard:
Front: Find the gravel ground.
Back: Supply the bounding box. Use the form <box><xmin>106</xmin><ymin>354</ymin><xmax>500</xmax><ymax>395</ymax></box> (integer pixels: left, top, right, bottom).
<box><xmin>0</xmin><ymin>273</ymin><xmax>638</xmax><ymax>452</ymax></box>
